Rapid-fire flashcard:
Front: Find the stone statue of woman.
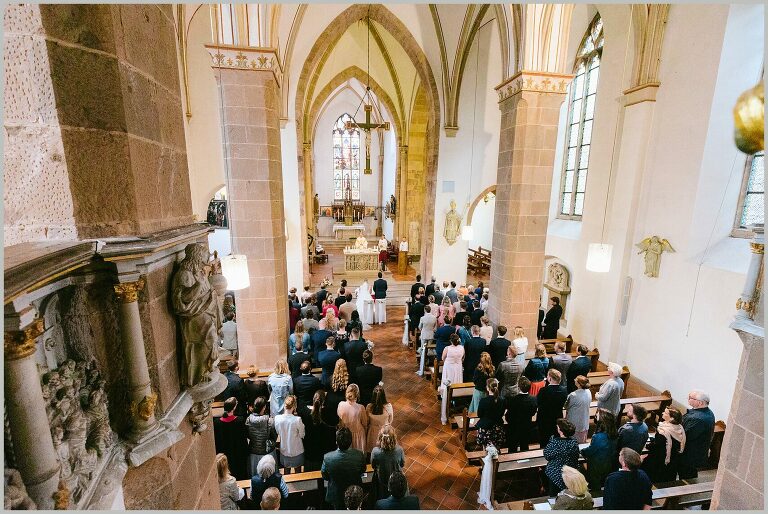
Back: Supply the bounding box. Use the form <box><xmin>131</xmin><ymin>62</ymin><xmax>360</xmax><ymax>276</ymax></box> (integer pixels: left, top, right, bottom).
<box><xmin>172</xmin><ymin>243</ymin><xmax>222</xmax><ymax>387</ymax></box>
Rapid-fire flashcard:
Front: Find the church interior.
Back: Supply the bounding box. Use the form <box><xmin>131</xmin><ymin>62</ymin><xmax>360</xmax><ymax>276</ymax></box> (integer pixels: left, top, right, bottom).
<box><xmin>3</xmin><ymin>2</ymin><xmax>765</xmax><ymax>511</ymax></box>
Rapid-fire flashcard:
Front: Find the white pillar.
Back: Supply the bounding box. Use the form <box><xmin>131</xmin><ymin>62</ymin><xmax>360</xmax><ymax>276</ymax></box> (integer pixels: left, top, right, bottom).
<box><xmin>113</xmin><ymin>278</ymin><xmax>158</xmax><ymax>439</ymax></box>
<box><xmin>735</xmin><ymin>225</ymin><xmax>764</xmax><ymax>323</ymax></box>
<box><xmin>4</xmin><ymin>318</ymin><xmax>60</xmax><ymax>509</ymax></box>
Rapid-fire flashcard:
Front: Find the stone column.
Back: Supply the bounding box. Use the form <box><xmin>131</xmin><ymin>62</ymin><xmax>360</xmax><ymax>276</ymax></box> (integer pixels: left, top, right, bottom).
<box><xmin>396</xmin><ymin>145</ymin><xmax>409</xmax><ymax>241</ymax></box>
<box><xmin>377</xmin><ymin>149</ymin><xmax>385</xmax><ymax>237</ymax></box>
<box><xmin>487</xmin><ymin>71</ymin><xmax>571</xmax><ymax>338</ymax></box>
<box><xmin>113</xmin><ymin>277</ymin><xmax>158</xmax><ymax>440</ymax></box>
<box><xmin>712</xmin><ymin>230</ymin><xmax>764</xmax><ymax>509</ymax></box>
<box><xmin>4</xmin><ymin>317</ymin><xmax>60</xmax><ymax>509</ymax></box>
<box><xmin>207</xmin><ymin>46</ymin><xmax>289</xmax><ymax>370</ymax></box>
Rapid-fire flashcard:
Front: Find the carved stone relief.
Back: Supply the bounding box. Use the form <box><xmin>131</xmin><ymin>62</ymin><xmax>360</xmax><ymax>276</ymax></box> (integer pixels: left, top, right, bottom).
<box><xmin>544</xmin><ymin>262</ymin><xmax>571</xmax><ymax>320</ymax></box>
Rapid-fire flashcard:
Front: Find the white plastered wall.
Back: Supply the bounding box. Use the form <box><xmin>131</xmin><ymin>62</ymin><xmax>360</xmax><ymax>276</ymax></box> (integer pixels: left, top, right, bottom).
<box><xmin>544</xmin><ymin>3</ymin><xmax>763</xmax><ymax>417</ymax></box>
<box><xmin>430</xmin><ymin>11</ymin><xmax>502</xmax><ymax>284</ymax></box>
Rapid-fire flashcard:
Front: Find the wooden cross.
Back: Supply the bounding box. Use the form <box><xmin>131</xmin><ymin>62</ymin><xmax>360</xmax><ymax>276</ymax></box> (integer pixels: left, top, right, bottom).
<box><xmin>346</xmin><ymin>104</ymin><xmax>390</xmax><ymax>174</ymax></box>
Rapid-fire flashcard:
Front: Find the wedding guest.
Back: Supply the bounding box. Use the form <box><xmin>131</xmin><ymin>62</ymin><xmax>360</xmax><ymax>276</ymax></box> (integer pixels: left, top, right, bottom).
<box><xmin>288</xmin><ymin>341</ymin><xmax>311</xmax><ymax>378</ymax></box>
<box><xmin>496</xmin><ymin>346</ymin><xmax>525</xmax><ymax>400</ymax></box>
<box><xmin>259</xmin><ymin>487</ymin><xmax>281</xmax><ymax>511</ymax></box>
<box><xmin>251</xmin><ymin>454</ymin><xmax>289</xmax><ymax>504</ymax></box>
<box><xmin>301</xmin><ymin>391</ymin><xmax>338</xmax><ymax>471</ymax></box>
<box><xmin>479</xmin><ymin>316</ymin><xmax>493</xmax><ymax>344</ymax></box>
<box><xmin>469</xmin><ymin>352</ymin><xmax>495</xmax><ymax>413</ymax></box>
<box><xmin>581</xmin><ymin>409</ymin><xmax>619</xmax><ymax>489</ymax></box>
<box><xmin>245</xmin><ymin>397</ymin><xmax>276</xmax><ymax>476</ymax></box>
<box><xmin>642</xmin><ymin>407</ymin><xmax>686</xmax><ymax>483</ymax></box>
<box><xmin>440</xmin><ymin>334</ymin><xmax>465</xmax><ymax>386</ymax></box>
<box><xmin>375</xmin><ymin>471</ymin><xmax>420</xmax><ymax>510</ymax></box>
<box><xmin>552</xmin><ymin>466</ymin><xmax>593</xmax><ymax>510</ymax></box>
<box><xmin>566</xmin><ymin>345</ymin><xmax>592</xmax><ymax>393</ymax></box>
<box><xmin>370</xmin><ymin>425</ymin><xmax>405</xmax><ymax>500</ymax></box>
<box><xmin>603</xmin><ymin>448</ymin><xmax>653</xmax><ymax>510</ymax></box>
<box><xmin>537</xmin><ymin>369</ymin><xmax>568</xmax><ymax>447</ymax></box>
<box><xmin>476</xmin><ymin>378</ymin><xmax>506</xmax><ymax>449</ymax></box>
<box><xmin>267</xmin><ymin>360</ymin><xmax>293</xmax><ymax>415</ymax></box>
<box><xmin>344</xmin><ymin>485</ymin><xmax>365</xmax><ymax>510</ymax></box>
<box><xmin>217</xmin><ymin>453</ymin><xmax>245</xmax><ymax>510</ymax></box>
<box><xmin>339</xmin><ymin>293</ymin><xmax>356</xmax><ymax>322</ymax></box>
<box><xmin>524</xmin><ymin>344</ymin><xmax>549</xmax><ymax>396</ymax></box>
<box><xmin>434</xmin><ymin>317</ymin><xmax>455</xmax><ymax>361</ymax></box>
<box><xmin>355</xmin><ymin>350</ymin><xmax>383</xmax><ymax>406</ymax></box>
<box><xmin>322</xmin><ymin>427</ymin><xmax>366</xmax><ymax>510</ymax></box>
<box><xmin>335</xmin><ymin>319</ymin><xmax>350</xmax><ymax>347</ymax></box>
<box><xmin>438</xmin><ymin>296</ymin><xmax>455</xmax><ymax>326</ymax></box>
<box><xmin>366</xmin><ymin>386</ymin><xmax>394</xmax><ymax>453</ymax></box>
<box><xmin>293</xmin><ymin>361</ymin><xmax>322</xmax><ymax>414</ymax></box>
<box><xmin>512</xmin><ymin>326</ymin><xmax>529</xmax><ymax>365</ymax></box>
<box><xmin>463</xmin><ymin>325</ymin><xmax>486</xmax><ymax>381</ymax></box>
<box><xmin>505</xmin><ymin>376</ymin><xmax>538</xmax><ymax>452</ymax></box>
<box><xmin>318</xmin><ymin>336</ymin><xmax>342</xmax><ymax>387</ymax></box>
<box><xmin>326</xmin><ymin>359</ymin><xmax>349</xmax><ymax>426</ymax></box>
<box><xmin>543</xmin><ymin>419</ymin><xmax>581</xmax><ymax>496</ymax></box>
<box><xmin>564</xmin><ymin>375</ymin><xmax>591</xmax><ymax>443</ymax></box>
<box><xmin>678</xmin><ymin>389</ymin><xmax>715</xmax><ymax>479</ymax></box>
<box><xmin>338</xmin><ymin>384</ymin><xmax>369</xmax><ymax>452</ymax></box>
<box><xmin>289</xmin><ymin>320</ymin><xmax>309</xmax><ymax>356</ymax></box>
<box><xmin>213</xmin><ymin>397</ymin><xmax>248</xmax><ymax>479</ymax></box>
<box><xmin>219</xmin><ymin>312</ymin><xmax>239</xmax><ymax>359</ymax></box>
<box><xmin>274</xmin><ymin>395</ymin><xmax>305</xmax><ymax>471</ymax></box>
<box><xmin>549</xmin><ymin>341</ymin><xmax>572</xmax><ymax>378</ymax></box>
<box><xmin>541</xmin><ymin>296</ymin><xmax>563</xmax><ymax>339</ymax></box>
<box><xmin>596</xmin><ymin>362</ymin><xmax>625</xmax><ymax>417</ymax></box>
<box><xmin>488</xmin><ymin>325</ymin><xmax>511</xmax><ymax>368</ymax></box>
<box><xmin>617</xmin><ymin>404</ymin><xmax>649</xmax><ymax>454</ymax></box>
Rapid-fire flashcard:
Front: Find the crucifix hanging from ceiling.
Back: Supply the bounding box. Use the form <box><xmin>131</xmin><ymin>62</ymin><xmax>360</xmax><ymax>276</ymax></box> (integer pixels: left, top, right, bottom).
<box><xmin>345</xmin><ymin>7</ymin><xmax>390</xmax><ymax>174</ymax></box>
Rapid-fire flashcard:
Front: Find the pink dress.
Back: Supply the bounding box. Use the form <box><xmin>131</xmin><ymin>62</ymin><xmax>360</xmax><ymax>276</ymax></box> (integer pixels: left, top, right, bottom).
<box><xmin>337</xmin><ymin>400</ymin><xmax>369</xmax><ymax>452</ymax></box>
<box><xmin>441</xmin><ymin>345</ymin><xmax>465</xmax><ymax>385</ymax></box>
<box><xmin>365</xmin><ymin>403</ymin><xmax>394</xmax><ymax>452</ymax></box>
<box><xmin>438</xmin><ymin>305</ymin><xmax>455</xmax><ymax>326</ymax></box>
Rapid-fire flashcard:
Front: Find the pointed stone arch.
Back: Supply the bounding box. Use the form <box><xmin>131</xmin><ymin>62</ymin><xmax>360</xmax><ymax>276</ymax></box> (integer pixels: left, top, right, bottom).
<box><xmin>294</xmin><ymin>4</ymin><xmax>441</xmax><ymax>277</ymax></box>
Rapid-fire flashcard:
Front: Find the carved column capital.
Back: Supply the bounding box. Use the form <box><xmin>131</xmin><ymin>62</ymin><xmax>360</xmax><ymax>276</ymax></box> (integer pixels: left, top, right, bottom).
<box><xmin>130</xmin><ymin>392</ymin><xmax>158</xmax><ymax>422</ymax></box>
<box><xmin>113</xmin><ymin>277</ymin><xmax>145</xmax><ymax>304</ymax></box>
<box><xmin>4</xmin><ymin>318</ymin><xmax>44</xmax><ymax>361</ymax></box>
<box><xmin>750</xmin><ymin>241</ymin><xmax>764</xmax><ymax>254</ymax></box>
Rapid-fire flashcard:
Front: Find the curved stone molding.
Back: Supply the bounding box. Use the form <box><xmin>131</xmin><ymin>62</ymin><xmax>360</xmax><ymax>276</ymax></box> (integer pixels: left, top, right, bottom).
<box><xmin>204</xmin><ymin>44</ymin><xmax>283</xmax><ymax>87</ymax></box>
<box><xmin>496</xmin><ymin>70</ymin><xmax>573</xmax><ymax>102</ymax></box>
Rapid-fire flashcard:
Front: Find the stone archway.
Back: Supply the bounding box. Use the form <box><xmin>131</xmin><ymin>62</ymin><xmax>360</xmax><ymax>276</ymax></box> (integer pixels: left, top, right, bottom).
<box><xmin>295</xmin><ymin>4</ymin><xmax>441</xmax><ymax>278</ymax></box>
<box><xmin>466</xmin><ymin>185</ymin><xmax>497</xmax><ymax>226</ymax></box>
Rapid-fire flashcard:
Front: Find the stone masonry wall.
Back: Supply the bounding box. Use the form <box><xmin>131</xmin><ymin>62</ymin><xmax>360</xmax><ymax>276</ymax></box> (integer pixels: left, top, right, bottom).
<box><xmin>406</xmin><ymin>86</ymin><xmax>428</xmax><ymax>257</ymax></box>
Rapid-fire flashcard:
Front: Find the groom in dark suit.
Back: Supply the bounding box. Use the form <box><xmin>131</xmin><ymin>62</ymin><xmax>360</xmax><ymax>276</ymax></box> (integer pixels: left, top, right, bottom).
<box><xmin>373</xmin><ymin>272</ymin><xmax>388</xmax><ymax>299</ymax></box>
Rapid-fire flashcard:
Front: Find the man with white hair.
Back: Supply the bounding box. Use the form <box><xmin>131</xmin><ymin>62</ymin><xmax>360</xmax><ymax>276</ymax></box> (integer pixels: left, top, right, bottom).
<box><xmin>595</xmin><ymin>362</ymin><xmax>624</xmax><ymax>416</ymax></box>
<box><xmin>678</xmin><ymin>389</ymin><xmax>715</xmax><ymax>479</ymax></box>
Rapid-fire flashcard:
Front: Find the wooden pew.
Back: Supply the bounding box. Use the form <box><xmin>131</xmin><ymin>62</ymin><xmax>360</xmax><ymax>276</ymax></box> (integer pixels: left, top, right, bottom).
<box><xmin>460</xmin><ymin>390</ymin><xmax>672</xmax><ymax>454</ymax></box>
<box><xmin>236</xmin><ymin>464</ymin><xmax>375</xmax><ymax>497</ymax></box>
<box><xmin>502</xmin><ymin>478</ymin><xmax>715</xmax><ymax>510</ymax></box>
<box><xmin>538</xmin><ymin>336</ymin><xmax>574</xmax><ymax>354</ymax></box>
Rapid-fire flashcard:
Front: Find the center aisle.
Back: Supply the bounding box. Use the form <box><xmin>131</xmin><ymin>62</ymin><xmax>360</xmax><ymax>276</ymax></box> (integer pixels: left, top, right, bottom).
<box><xmin>364</xmin><ymin>307</ymin><xmax>483</xmax><ymax>510</ymax></box>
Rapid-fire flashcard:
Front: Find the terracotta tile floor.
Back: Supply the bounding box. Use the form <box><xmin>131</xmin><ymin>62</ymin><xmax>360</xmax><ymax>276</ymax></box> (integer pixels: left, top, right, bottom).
<box><xmin>364</xmin><ymin>309</ymin><xmax>658</xmax><ymax>509</ymax></box>
<box><xmin>366</xmin><ymin>307</ymin><xmax>487</xmax><ymax>510</ymax></box>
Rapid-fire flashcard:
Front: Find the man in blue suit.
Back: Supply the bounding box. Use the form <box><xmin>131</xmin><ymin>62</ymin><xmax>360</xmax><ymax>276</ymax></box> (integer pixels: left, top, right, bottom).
<box><xmin>317</xmin><ymin>336</ymin><xmax>341</xmax><ymax>387</ymax></box>
<box><xmin>321</xmin><ymin>427</ymin><xmax>366</xmax><ymax>509</ymax></box>
<box><xmin>375</xmin><ymin>471</ymin><xmax>420</xmax><ymax>510</ymax></box>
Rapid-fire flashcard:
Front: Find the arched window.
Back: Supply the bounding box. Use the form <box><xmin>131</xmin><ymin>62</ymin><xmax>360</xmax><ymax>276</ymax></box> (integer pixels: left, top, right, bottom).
<box><xmin>559</xmin><ymin>15</ymin><xmax>603</xmax><ymax>219</ymax></box>
<box><xmin>333</xmin><ymin>114</ymin><xmax>361</xmax><ymax>200</ymax></box>
<box><xmin>734</xmin><ymin>151</ymin><xmax>765</xmax><ymax>233</ymax></box>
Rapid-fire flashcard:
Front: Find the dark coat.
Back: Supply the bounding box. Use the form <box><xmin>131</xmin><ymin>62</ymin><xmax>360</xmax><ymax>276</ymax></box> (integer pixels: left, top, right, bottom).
<box><xmin>542</xmin><ymin>304</ymin><xmax>563</xmax><ymax>339</ymax></box>
<box><xmin>566</xmin><ymin>355</ymin><xmax>592</xmax><ymax>392</ymax></box>
<box><xmin>243</xmin><ymin>378</ymin><xmax>269</xmax><ymax>407</ymax></box>
<box><xmin>355</xmin><ymin>363</ymin><xmax>383</xmax><ymax>405</ymax></box>
<box><xmin>316</xmin><ymin>288</ymin><xmax>328</xmax><ymax>309</ymax></box>
<box><xmin>476</xmin><ymin>395</ymin><xmax>505</xmax><ymax>430</ymax></box>
<box><xmin>505</xmin><ymin>393</ymin><xmax>538</xmax><ymax>451</ymax></box>
<box><xmin>470</xmin><ymin>309</ymin><xmax>484</xmax><ymax>327</ymax></box>
<box><xmin>463</xmin><ymin>337</ymin><xmax>487</xmax><ymax>380</ymax></box>
<box><xmin>373</xmin><ymin>278</ymin><xmax>388</xmax><ymax>299</ymax></box>
<box><xmin>288</xmin><ymin>351</ymin><xmax>312</xmax><ymax>377</ymax></box>
<box><xmin>410</xmin><ymin>282</ymin><xmax>424</xmax><ymax>300</ymax></box>
<box><xmin>581</xmin><ymin>432</ymin><xmax>619</xmax><ymax>489</ymax></box>
<box><xmin>680</xmin><ymin>407</ymin><xmax>715</xmax><ymax>469</ymax></box>
<box><xmin>375</xmin><ymin>495</ymin><xmax>420</xmax><ymax>510</ymax></box>
<box><xmin>317</xmin><ymin>349</ymin><xmax>341</xmax><ymax>387</ymax></box>
<box><xmin>603</xmin><ymin>469</ymin><xmax>653</xmax><ymax>510</ymax></box>
<box><xmin>321</xmin><ymin>448</ymin><xmax>366</xmax><ymax>508</ymax></box>
<box><xmin>293</xmin><ymin>373</ymin><xmax>322</xmax><ymax>410</ymax></box>
<box><xmin>342</xmin><ymin>339</ymin><xmax>367</xmax><ymax>379</ymax></box>
<box><xmin>409</xmin><ymin>301</ymin><xmax>425</xmax><ymax>331</ymax></box>
<box><xmin>213</xmin><ymin>415</ymin><xmax>249</xmax><ymax>480</ymax></box>
<box><xmin>425</xmin><ymin>282</ymin><xmax>436</xmax><ymax>298</ymax></box>
<box><xmin>488</xmin><ymin>337</ymin><xmax>511</xmax><ymax>368</ymax></box>
<box><xmin>536</xmin><ymin>383</ymin><xmax>568</xmax><ymax>446</ymax></box>
<box><xmin>216</xmin><ymin>370</ymin><xmax>245</xmax><ymax>403</ymax></box>
<box><xmin>642</xmin><ymin>430</ymin><xmax>682</xmax><ymax>483</ymax></box>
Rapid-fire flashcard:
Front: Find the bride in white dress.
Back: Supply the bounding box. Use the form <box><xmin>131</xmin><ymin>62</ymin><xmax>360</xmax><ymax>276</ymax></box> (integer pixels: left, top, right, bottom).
<box><xmin>355</xmin><ymin>280</ymin><xmax>374</xmax><ymax>329</ymax></box>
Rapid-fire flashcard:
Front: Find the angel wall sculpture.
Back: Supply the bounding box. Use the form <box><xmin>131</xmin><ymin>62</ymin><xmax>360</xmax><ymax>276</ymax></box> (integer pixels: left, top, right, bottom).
<box><xmin>636</xmin><ymin>236</ymin><xmax>675</xmax><ymax>278</ymax></box>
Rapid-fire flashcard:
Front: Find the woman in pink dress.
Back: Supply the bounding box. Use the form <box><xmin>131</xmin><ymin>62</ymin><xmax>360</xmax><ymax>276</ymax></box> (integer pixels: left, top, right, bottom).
<box><xmin>440</xmin><ymin>333</ymin><xmax>465</xmax><ymax>385</ymax></box>
<box><xmin>337</xmin><ymin>384</ymin><xmax>369</xmax><ymax>452</ymax></box>
<box><xmin>365</xmin><ymin>385</ymin><xmax>394</xmax><ymax>453</ymax></box>
<box><xmin>438</xmin><ymin>296</ymin><xmax>455</xmax><ymax>327</ymax></box>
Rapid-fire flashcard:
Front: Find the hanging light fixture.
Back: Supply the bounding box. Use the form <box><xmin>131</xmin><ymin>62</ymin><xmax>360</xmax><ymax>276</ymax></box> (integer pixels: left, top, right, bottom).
<box><xmin>214</xmin><ymin>4</ymin><xmax>250</xmax><ymax>289</ymax></box>
<box><xmin>585</xmin><ymin>9</ymin><xmax>633</xmax><ymax>273</ymax></box>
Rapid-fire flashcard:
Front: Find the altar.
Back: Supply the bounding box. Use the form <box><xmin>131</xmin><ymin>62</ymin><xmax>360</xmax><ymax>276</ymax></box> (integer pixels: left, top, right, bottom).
<box><xmin>333</xmin><ymin>222</ymin><xmax>366</xmax><ymax>240</ymax></box>
<box><xmin>343</xmin><ymin>236</ymin><xmax>380</xmax><ymax>273</ymax></box>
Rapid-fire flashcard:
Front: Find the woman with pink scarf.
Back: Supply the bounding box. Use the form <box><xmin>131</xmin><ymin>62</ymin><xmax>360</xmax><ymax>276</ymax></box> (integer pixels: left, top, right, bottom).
<box><xmin>641</xmin><ymin>407</ymin><xmax>686</xmax><ymax>482</ymax></box>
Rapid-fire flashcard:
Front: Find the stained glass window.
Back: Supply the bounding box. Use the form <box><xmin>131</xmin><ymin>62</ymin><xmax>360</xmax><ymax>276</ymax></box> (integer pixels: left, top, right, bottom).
<box><xmin>737</xmin><ymin>151</ymin><xmax>765</xmax><ymax>228</ymax></box>
<box><xmin>559</xmin><ymin>15</ymin><xmax>603</xmax><ymax>219</ymax></box>
<box><xmin>333</xmin><ymin>114</ymin><xmax>361</xmax><ymax>200</ymax></box>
